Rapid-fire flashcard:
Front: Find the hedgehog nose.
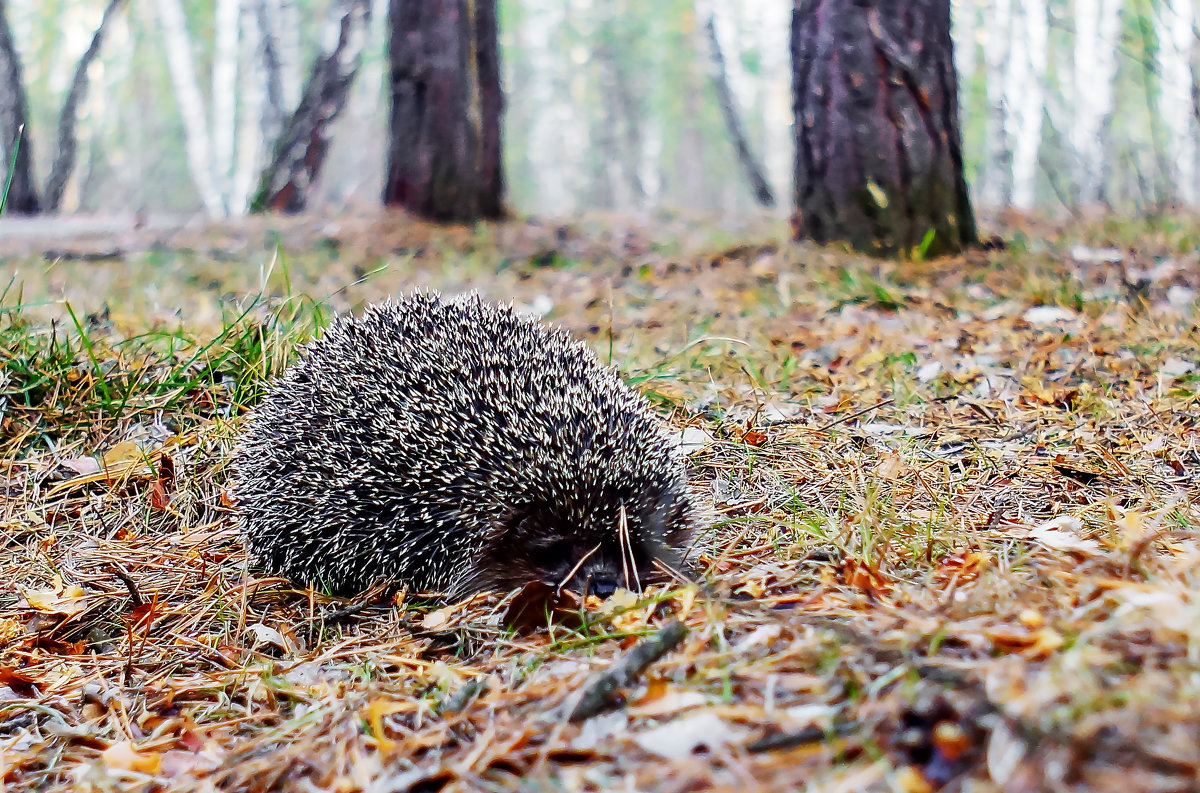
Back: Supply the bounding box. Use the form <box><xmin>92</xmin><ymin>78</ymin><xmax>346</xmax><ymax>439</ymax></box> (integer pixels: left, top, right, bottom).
<box><xmin>587</xmin><ymin>577</ymin><xmax>618</xmax><ymax>599</ymax></box>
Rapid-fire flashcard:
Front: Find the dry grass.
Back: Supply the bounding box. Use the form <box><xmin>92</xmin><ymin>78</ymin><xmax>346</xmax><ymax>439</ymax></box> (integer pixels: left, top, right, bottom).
<box><xmin>2</xmin><ymin>210</ymin><xmax>1199</xmax><ymax>792</ymax></box>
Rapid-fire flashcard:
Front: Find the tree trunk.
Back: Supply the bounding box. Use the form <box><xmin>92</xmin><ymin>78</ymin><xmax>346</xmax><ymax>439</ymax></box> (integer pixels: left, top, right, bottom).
<box><xmin>43</xmin><ymin>0</ymin><xmax>128</xmax><ymax>213</ymax></box>
<box><xmin>0</xmin><ymin>0</ymin><xmax>39</xmax><ymax>214</ymax></box>
<box><xmin>1005</xmin><ymin>0</ymin><xmax>1047</xmax><ymax>211</ymax></box>
<box><xmin>212</xmin><ymin>0</ymin><xmax>242</xmax><ymax>208</ymax></box>
<box><xmin>255</xmin><ymin>0</ymin><xmax>287</xmax><ymax>142</ymax></box>
<box><xmin>1156</xmin><ymin>0</ymin><xmax>1197</xmax><ymax>206</ymax></box>
<box><xmin>383</xmin><ymin>0</ymin><xmax>504</xmax><ymax>222</ymax></box>
<box><xmin>703</xmin><ymin>10</ymin><xmax>775</xmax><ymax>208</ymax></box>
<box><xmin>232</xmin><ymin>0</ymin><xmax>264</xmax><ymax>213</ymax></box>
<box><xmin>1071</xmin><ymin>0</ymin><xmax>1123</xmax><ymax>207</ymax></box>
<box><xmin>979</xmin><ymin>0</ymin><xmax>1012</xmax><ymax>208</ymax></box>
<box><xmin>791</xmin><ymin>0</ymin><xmax>976</xmax><ymax>258</ymax></box>
<box><xmin>155</xmin><ymin>0</ymin><xmax>224</xmax><ymax>217</ymax></box>
<box><xmin>251</xmin><ymin>0</ymin><xmax>371</xmax><ymax>213</ymax></box>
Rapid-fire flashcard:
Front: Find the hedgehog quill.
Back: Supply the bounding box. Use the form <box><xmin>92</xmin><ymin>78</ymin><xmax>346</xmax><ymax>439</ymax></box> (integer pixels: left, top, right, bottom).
<box><xmin>233</xmin><ymin>292</ymin><xmax>699</xmax><ymax>599</ymax></box>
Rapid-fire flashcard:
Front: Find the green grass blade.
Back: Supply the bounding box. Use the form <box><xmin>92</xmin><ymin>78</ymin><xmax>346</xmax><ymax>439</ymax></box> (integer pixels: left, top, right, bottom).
<box><xmin>1</xmin><ymin>124</ymin><xmax>22</xmax><ymax>217</ymax></box>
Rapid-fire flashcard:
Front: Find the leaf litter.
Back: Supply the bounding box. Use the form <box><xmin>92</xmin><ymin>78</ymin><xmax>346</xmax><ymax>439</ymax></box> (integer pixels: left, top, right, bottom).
<box><xmin>1</xmin><ymin>211</ymin><xmax>1199</xmax><ymax>791</ymax></box>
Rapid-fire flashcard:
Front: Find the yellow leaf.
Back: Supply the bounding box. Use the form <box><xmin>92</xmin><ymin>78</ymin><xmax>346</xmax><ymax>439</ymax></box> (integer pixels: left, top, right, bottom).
<box><xmin>19</xmin><ymin>581</ymin><xmax>88</xmax><ymax>616</ymax></box>
<box><xmin>102</xmin><ymin>741</ymin><xmax>162</xmax><ymax>774</ymax></box>
<box><xmin>103</xmin><ymin>441</ymin><xmax>143</xmax><ymax>467</ymax></box>
<box><xmin>364</xmin><ymin>699</ymin><xmax>413</xmax><ymax>753</ymax></box>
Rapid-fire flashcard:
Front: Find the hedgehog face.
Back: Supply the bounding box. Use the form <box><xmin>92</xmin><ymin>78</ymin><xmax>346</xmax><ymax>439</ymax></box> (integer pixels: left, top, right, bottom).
<box><xmin>459</xmin><ymin>492</ymin><xmax>694</xmax><ymax>599</ymax></box>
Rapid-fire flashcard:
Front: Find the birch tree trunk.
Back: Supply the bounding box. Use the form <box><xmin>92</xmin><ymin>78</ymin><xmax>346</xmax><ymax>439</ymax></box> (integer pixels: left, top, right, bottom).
<box><xmin>792</xmin><ymin>0</ymin><xmax>977</xmax><ymax>257</ymax></box>
<box><xmin>1156</xmin><ymin>0</ymin><xmax>1197</xmax><ymax>206</ymax></box>
<box><xmin>43</xmin><ymin>0</ymin><xmax>128</xmax><ymax>212</ymax></box>
<box><xmin>1004</xmin><ymin>0</ymin><xmax>1047</xmax><ymax>210</ymax></box>
<box><xmin>232</xmin><ymin>0</ymin><xmax>263</xmax><ymax>213</ymax></box>
<box><xmin>952</xmin><ymin>0</ymin><xmax>978</xmax><ymax>82</ymax></box>
<box><xmin>0</xmin><ymin>0</ymin><xmax>39</xmax><ymax>214</ymax></box>
<box><xmin>154</xmin><ymin>0</ymin><xmax>224</xmax><ymax>216</ymax></box>
<box><xmin>256</xmin><ymin>0</ymin><xmax>286</xmax><ymax>142</ymax></box>
<box><xmin>383</xmin><ymin>0</ymin><xmax>504</xmax><ymax>222</ymax></box>
<box><xmin>212</xmin><ymin>0</ymin><xmax>242</xmax><ymax>211</ymax></box>
<box><xmin>1072</xmin><ymin>0</ymin><xmax>1123</xmax><ymax>206</ymax></box>
<box><xmin>979</xmin><ymin>0</ymin><xmax>1012</xmax><ymax>208</ymax></box>
<box><xmin>269</xmin><ymin>0</ymin><xmax>303</xmax><ymax>109</ymax></box>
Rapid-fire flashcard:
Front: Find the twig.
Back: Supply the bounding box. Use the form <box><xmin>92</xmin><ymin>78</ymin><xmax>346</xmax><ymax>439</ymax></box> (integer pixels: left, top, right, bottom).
<box><xmin>764</xmin><ymin>393</ymin><xmax>961</xmax><ymax>431</ymax></box>
<box><xmin>568</xmin><ymin>620</ymin><xmax>688</xmax><ymax>722</ymax></box>
<box><xmin>105</xmin><ymin>562</ymin><xmax>143</xmax><ymax>608</ymax></box>
<box><xmin>747</xmin><ymin>721</ymin><xmax>858</xmax><ymax>753</ymax></box>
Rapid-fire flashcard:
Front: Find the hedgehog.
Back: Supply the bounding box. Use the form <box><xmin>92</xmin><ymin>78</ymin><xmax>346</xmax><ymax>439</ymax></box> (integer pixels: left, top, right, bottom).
<box><xmin>233</xmin><ymin>291</ymin><xmax>699</xmax><ymax>599</ymax></box>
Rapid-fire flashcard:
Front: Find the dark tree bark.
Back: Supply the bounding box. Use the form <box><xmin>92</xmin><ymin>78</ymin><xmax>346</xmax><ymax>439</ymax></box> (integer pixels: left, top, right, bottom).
<box><xmin>383</xmin><ymin>0</ymin><xmax>504</xmax><ymax>222</ymax></box>
<box><xmin>704</xmin><ymin>13</ymin><xmax>775</xmax><ymax>208</ymax></box>
<box><xmin>791</xmin><ymin>0</ymin><xmax>976</xmax><ymax>257</ymax></box>
<box><xmin>0</xmin><ymin>0</ymin><xmax>39</xmax><ymax>214</ymax></box>
<box><xmin>252</xmin><ymin>0</ymin><xmax>370</xmax><ymax>213</ymax></box>
<box><xmin>43</xmin><ymin>0</ymin><xmax>128</xmax><ymax>212</ymax></box>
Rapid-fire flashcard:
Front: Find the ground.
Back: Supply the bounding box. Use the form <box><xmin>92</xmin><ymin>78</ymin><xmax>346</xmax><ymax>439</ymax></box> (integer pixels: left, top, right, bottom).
<box><xmin>2</xmin><ymin>210</ymin><xmax>1199</xmax><ymax>792</ymax></box>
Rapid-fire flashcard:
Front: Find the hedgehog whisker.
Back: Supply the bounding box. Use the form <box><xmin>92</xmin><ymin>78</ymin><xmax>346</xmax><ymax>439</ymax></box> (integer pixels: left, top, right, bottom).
<box><xmin>558</xmin><ymin>543</ymin><xmax>602</xmax><ymax>595</ymax></box>
<box><xmin>618</xmin><ymin>504</ymin><xmax>641</xmax><ymax>592</ymax></box>
<box><xmin>651</xmin><ymin>557</ymin><xmax>690</xmax><ymax>586</ymax></box>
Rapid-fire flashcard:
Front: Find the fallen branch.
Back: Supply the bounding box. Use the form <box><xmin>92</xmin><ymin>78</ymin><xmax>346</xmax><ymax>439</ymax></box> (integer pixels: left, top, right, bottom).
<box><xmin>568</xmin><ymin>619</ymin><xmax>688</xmax><ymax>723</ymax></box>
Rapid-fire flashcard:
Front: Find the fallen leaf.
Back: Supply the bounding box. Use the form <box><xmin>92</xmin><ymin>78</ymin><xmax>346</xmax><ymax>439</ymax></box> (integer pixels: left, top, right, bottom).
<box><xmin>632</xmin><ymin>711</ymin><xmax>746</xmax><ymax>759</ymax></box>
<box><xmin>1159</xmin><ymin>357</ymin><xmax>1195</xmax><ymax>378</ymax></box>
<box><xmin>1028</xmin><ymin>516</ymin><xmax>1102</xmax><ymax>555</ymax></box>
<box><xmin>0</xmin><ymin>666</ymin><xmax>39</xmax><ymax>696</ymax></box>
<box><xmin>679</xmin><ymin>426</ymin><xmax>715</xmax><ymax>454</ymax></box>
<box><xmin>246</xmin><ymin>623</ymin><xmax>298</xmax><ymax>654</ymax></box>
<box><xmin>18</xmin><ymin>579</ymin><xmax>89</xmax><ymax>616</ymax></box>
<box><xmin>876</xmin><ymin>451</ymin><xmax>906</xmax><ymax>481</ymax></box>
<box><xmin>60</xmin><ymin>457</ymin><xmax>101</xmax><ymax>476</ymax></box>
<box><xmin>1022</xmin><ymin>305</ymin><xmax>1078</xmax><ymax>326</ymax></box>
<box><xmin>103</xmin><ymin>441</ymin><xmax>144</xmax><ymax>467</ymax></box>
<box><xmin>101</xmin><ymin>741</ymin><xmax>162</xmax><ymax>774</ymax></box>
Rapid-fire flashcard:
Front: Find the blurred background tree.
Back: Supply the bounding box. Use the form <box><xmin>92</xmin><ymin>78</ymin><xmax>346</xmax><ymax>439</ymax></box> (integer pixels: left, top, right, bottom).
<box><xmin>0</xmin><ymin>0</ymin><xmax>1195</xmax><ymax>220</ymax></box>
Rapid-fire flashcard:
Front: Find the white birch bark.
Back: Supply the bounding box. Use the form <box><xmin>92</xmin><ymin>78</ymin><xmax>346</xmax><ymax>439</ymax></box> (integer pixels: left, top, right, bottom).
<box><xmin>1004</xmin><ymin>0</ymin><xmax>1048</xmax><ymax>210</ymax></box>
<box><xmin>522</xmin><ymin>0</ymin><xmax>574</xmax><ymax>214</ymax></box>
<box><xmin>275</xmin><ymin>0</ymin><xmax>302</xmax><ymax>109</ymax></box>
<box><xmin>154</xmin><ymin>0</ymin><xmax>224</xmax><ymax>217</ymax></box>
<box><xmin>232</xmin><ymin>0</ymin><xmax>263</xmax><ymax>214</ymax></box>
<box><xmin>1156</xmin><ymin>0</ymin><xmax>1197</xmax><ymax>206</ymax></box>
<box><xmin>952</xmin><ymin>0</ymin><xmax>979</xmax><ymax>83</ymax></box>
<box><xmin>1072</xmin><ymin>0</ymin><xmax>1124</xmax><ymax>206</ymax></box>
<box><xmin>755</xmin><ymin>0</ymin><xmax>791</xmax><ymax>201</ymax></box>
<box><xmin>212</xmin><ymin>0</ymin><xmax>241</xmax><ymax>212</ymax></box>
<box><xmin>979</xmin><ymin>0</ymin><xmax>1013</xmax><ymax>208</ymax></box>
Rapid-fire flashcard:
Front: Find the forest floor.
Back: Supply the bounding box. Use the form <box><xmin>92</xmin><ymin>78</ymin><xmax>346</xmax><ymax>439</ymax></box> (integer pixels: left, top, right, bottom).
<box><xmin>2</xmin><ymin>209</ymin><xmax>1199</xmax><ymax>792</ymax></box>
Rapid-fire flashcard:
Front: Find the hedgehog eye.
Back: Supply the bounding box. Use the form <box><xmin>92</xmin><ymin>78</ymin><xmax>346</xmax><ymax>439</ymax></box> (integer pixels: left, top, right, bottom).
<box><xmin>529</xmin><ymin>539</ymin><xmax>572</xmax><ymax>567</ymax></box>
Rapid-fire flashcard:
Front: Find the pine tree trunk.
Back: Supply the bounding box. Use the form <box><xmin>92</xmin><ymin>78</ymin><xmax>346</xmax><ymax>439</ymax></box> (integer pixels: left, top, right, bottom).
<box><xmin>791</xmin><ymin>0</ymin><xmax>976</xmax><ymax>258</ymax></box>
<box><xmin>0</xmin><ymin>0</ymin><xmax>39</xmax><ymax>214</ymax></box>
<box><xmin>383</xmin><ymin>0</ymin><xmax>504</xmax><ymax>222</ymax></box>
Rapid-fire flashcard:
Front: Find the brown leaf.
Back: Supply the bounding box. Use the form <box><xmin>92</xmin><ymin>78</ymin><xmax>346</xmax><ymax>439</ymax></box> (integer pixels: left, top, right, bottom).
<box><xmin>0</xmin><ymin>666</ymin><xmax>39</xmax><ymax>696</ymax></box>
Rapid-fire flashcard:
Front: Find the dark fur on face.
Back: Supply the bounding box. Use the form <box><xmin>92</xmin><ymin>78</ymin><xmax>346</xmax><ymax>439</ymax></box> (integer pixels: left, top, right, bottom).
<box><xmin>457</xmin><ymin>486</ymin><xmax>694</xmax><ymax>598</ymax></box>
